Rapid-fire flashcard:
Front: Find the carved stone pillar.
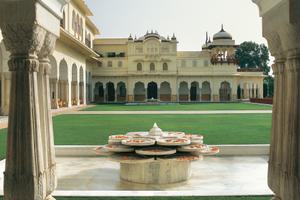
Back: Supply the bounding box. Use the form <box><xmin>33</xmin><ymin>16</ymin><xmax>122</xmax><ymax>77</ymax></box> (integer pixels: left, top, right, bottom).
<box><xmin>1</xmin><ymin>24</ymin><xmax>48</xmax><ymax>200</ymax></box>
<box><xmin>253</xmin><ymin>0</ymin><xmax>300</xmax><ymax>199</ymax></box>
<box><xmin>38</xmin><ymin>33</ymin><xmax>58</xmax><ymax>200</ymax></box>
<box><xmin>0</xmin><ymin>1</ymin><xmax>67</xmax><ymax>199</ymax></box>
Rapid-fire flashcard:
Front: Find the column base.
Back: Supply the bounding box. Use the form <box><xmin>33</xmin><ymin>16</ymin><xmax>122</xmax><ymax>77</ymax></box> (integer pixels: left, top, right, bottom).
<box><xmin>127</xmin><ymin>95</ymin><xmax>134</xmax><ymax>102</ymax></box>
<box><xmin>171</xmin><ymin>95</ymin><xmax>177</xmax><ymax>102</ymax></box>
<box><xmin>212</xmin><ymin>95</ymin><xmax>219</xmax><ymax>102</ymax></box>
<box><xmin>45</xmin><ymin>195</ymin><xmax>56</xmax><ymax>200</ymax></box>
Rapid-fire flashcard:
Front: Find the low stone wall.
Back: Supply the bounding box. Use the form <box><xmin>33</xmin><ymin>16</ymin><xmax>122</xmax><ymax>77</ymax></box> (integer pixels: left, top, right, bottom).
<box><xmin>250</xmin><ymin>98</ymin><xmax>273</xmax><ymax>105</ymax></box>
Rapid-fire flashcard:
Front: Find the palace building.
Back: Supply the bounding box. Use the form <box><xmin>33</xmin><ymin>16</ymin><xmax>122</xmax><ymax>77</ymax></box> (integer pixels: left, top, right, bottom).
<box><xmin>0</xmin><ymin>0</ymin><xmax>264</xmax><ymax>115</ymax></box>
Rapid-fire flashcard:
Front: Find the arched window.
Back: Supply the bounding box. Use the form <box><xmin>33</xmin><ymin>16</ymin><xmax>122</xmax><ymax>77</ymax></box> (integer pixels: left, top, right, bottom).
<box><xmin>150</xmin><ymin>63</ymin><xmax>155</xmax><ymax>71</ymax></box>
<box><xmin>118</xmin><ymin>61</ymin><xmax>123</xmax><ymax>67</ymax></box>
<box><xmin>61</xmin><ymin>11</ymin><xmax>65</xmax><ymax>28</ymax></box>
<box><xmin>76</xmin><ymin>14</ymin><xmax>79</xmax><ymax>35</ymax></box>
<box><xmin>72</xmin><ymin>11</ymin><xmax>75</xmax><ymax>31</ymax></box>
<box><xmin>107</xmin><ymin>61</ymin><xmax>113</xmax><ymax>67</ymax></box>
<box><xmin>163</xmin><ymin>63</ymin><xmax>168</xmax><ymax>71</ymax></box>
<box><xmin>137</xmin><ymin>63</ymin><xmax>142</xmax><ymax>71</ymax></box>
<box><xmin>80</xmin><ymin>18</ymin><xmax>83</xmax><ymax>40</ymax></box>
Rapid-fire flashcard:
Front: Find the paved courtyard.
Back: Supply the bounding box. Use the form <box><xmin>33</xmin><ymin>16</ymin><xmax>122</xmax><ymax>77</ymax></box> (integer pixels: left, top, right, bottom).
<box><xmin>0</xmin><ymin>155</ymin><xmax>272</xmax><ymax>197</ymax></box>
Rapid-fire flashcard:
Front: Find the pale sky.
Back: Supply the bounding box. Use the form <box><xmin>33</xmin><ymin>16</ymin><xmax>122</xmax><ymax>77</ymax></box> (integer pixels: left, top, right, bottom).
<box><xmin>86</xmin><ymin>0</ymin><xmax>268</xmax><ymax>51</ymax></box>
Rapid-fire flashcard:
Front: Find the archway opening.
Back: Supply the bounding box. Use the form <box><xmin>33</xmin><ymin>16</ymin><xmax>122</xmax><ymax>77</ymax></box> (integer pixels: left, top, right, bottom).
<box><xmin>94</xmin><ymin>82</ymin><xmax>104</xmax><ymax>103</ymax></box>
<box><xmin>179</xmin><ymin>82</ymin><xmax>189</xmax><ymax>101</ymax></box>
<box><xmin>219</xmin><ymin>81</ymin><xmax>231</xmax><ymax>101</ymax></box>
<box><xmin>147</xmin><ymin>82</ymin><xmax>158</xmax><ymax>99</ymax></box>
<box><xmin>71</xmin><ymin>64</ymin><xmax>78</xmax><ymax>105</ymax></box>
<box><xmin>201</xmin><ymin>81</ymin><xmax>211</xmax><ymax>101</ymax></box>
<box><xmin>49</xmin><ymin>56</ymin><xmax>58</xmax><ymax>109</ymax></box>
<box><xmin>79</xmin><ymin>67</ymin><xmax>84</xmax><ymax>104</ymax></box>
<box><xmin>106</xmin><ymin>82</ymin><xmax>115</xmax><ymax>102</ymax></box>
<box><xmin>134</xmin><ymin>82</ymin><xmax>145</xmax><ymax>102</ymax></box>
<box><xmin>190</xmin><ymin>82</ymin><xmax>199</xmax><ymax>101</ymax></box>
<box><xmin>58</xmin><ymin>59</ymin><xmax>69</xmax><ymax>107</ymax></box>
<box><xmin>160</xmin><ymin>82</ymin><xmax>171</xmax><ymax>102</ymax></box>
<box><xmin>117</xmin><ymin>82</ymin><xmax>126</xmax><ymax>102</ymax></box>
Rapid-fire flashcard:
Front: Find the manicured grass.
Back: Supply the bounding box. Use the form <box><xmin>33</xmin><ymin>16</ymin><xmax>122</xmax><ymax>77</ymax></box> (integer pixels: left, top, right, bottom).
<box><xmin>52</xmin><ymin>114</ymin><xmax>271</xmax><ymax>145</ymax></box>
<box><xmin>0</xmin><ymin>113</ymin><xmax>271</xmax><ymax>160</ymax></box>
<box><xmin>81</xmin><ymin>103</ymin><xmax>272</xmax><ymax>111</ymax></box>
<box><xmin>52</xmin><ymin>197</ymin><xmax>271</xmax><ymax>200</ymax></box>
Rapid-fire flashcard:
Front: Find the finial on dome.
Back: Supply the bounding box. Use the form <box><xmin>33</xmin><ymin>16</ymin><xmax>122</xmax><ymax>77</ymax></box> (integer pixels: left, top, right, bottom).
<box><xmin>128</xmin><ymin>34</ymin><xmax>133</xmax><ymax>40</ymax></box>
<box><xmin>221</xmin><ymin>24</ymin><xmax>224</xmax><ymax>32</ymax></box>
<box><xmin>171</xmin><ymin>33</ymin><xmax>177</xmax><ymax>40</ymax></box>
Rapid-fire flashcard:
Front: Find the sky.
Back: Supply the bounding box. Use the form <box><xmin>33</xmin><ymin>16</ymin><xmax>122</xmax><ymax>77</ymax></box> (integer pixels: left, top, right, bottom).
<box><xmin>86</xmin><ymin>0</ymin><xmax>268</xmax><ymax>51</ymax></box>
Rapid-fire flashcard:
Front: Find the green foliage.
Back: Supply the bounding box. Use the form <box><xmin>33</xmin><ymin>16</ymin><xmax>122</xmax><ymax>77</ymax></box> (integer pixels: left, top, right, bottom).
<box><xmin>235</xmin><ymin>41</ymin><xmax>270</xmax><ymax>75</ymax></box>
<box><xmin>263</xmin><ymin>76</ymin><xmax>274</xmax><ymax>98</ymax></box>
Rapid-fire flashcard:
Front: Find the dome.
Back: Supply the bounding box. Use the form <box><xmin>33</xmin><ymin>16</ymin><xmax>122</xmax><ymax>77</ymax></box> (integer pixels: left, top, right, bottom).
<box><xmin>213</xmin><ymin>25</ymin><xmax>232</xmax><ymax>40</ymax></box>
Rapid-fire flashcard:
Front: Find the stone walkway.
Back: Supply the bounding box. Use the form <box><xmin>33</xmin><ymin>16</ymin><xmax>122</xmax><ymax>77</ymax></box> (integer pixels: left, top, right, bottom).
<box><xmin>66</xmin><ymin>110</ymin><xmax>272</xmax><ymax>115</ymax></box>
<box><xmin>0</xmin><ymin>155</ymin><xmax>272</xmax><ymax>197</ymax></box>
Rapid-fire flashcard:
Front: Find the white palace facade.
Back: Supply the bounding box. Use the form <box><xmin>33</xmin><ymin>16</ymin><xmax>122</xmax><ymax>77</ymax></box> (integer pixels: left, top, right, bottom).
<box><xmin>0</xmin><ymin>0</ymin><xmax>264</xmax><ymax>115</ymax></box>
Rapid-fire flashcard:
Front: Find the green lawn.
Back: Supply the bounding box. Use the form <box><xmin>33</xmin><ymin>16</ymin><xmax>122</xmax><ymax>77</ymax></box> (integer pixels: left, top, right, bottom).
<box><xmin>81</xmin><ymin>103</ymin><xmax>272</xmax><ymax>111</ymax></box>
<box><xmin>52</xmin><ymin>114</ymin><xmax>271</xmax><ymax>145</ymax></box>
<box><xmin>0</xmin><ymin>113</ymin><xmax>271</xmax><ymax>160</ymax></box>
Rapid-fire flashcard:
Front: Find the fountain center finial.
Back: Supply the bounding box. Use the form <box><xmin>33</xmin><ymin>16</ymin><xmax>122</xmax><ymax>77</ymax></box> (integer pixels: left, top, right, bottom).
<box><xmin>149</xmin><ymin>123</ymin><xmax>163</xmax><ymax>136</ymax></box>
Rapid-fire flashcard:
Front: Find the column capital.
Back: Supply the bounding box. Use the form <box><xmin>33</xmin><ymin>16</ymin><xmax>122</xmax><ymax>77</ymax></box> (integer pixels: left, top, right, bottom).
<box><xmin>8</xmin><ymin>55</ymin><xmax>39</xmax><ymax>72</ymax></box>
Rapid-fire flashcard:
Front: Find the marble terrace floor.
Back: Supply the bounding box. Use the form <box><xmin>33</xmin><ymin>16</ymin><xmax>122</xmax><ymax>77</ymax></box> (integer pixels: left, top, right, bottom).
<box><xmin>0</xmin><ymin>156</ymin><xmax>272</xmax><ymax>197</ymax></box>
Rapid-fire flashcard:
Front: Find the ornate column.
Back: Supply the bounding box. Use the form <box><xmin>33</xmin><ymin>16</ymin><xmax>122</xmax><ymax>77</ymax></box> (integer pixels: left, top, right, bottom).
<box><xmin>38</xmin><ymin>33</ymin><xmax>58</xmax><ymax>199</ymax></box>
<box><xmin>253</xmin><ymin>0</ymin><xmax>300</xmax><ymax>199</ymax></box>
<box><xmin>2</xmin><ymin>24</ymin><xmax>47</xmax><ymax>200</ymax></box>
<box><xmin>0</xmin><ymin>0</ymin><xmax>67</xmax><ymax>199</ymax></box>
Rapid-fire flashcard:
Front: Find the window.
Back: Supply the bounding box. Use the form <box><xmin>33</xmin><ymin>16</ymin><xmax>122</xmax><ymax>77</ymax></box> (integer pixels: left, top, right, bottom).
<box><xmin>76</xmin><ymin>14</ymin><xmax>79</xmax><ymax>35</ymax></box>
<box><xmin>137</xmin><ymin>63</ymin><xmax>142</xmax><ymax>71</ymax></box>
<box><xmin>193</xmin><ymin>60</ymin><xmax>197</xmax><ymax>67</ymax></box>
<box><xmin>97</xmin><ymin>62</ymin><xmax>102</xmax><ymax>68</ymax></box>
<box><xmin>181</xmin><ymin>60</ymin><xmax>186</xmax><ymax>67</ymax></box>
<box><xmin>107</xmin><ymin>61</ymin><xmax>113</xmax><ymax>67</ymax></box>
<box><xmin>204</xmin><ymin>60</ymin><xmax>209</xmax><ymax>67</ymax></box>
<box><xmin>60</xmin><ymin>11</ymin><xmax>65</xmax><ymax>28</ymax></box>
<box><xmin>72</xmin><ymin>11</ymin><xmax>75</xmax><ymax>31</ymax></box>
<box><xmin>118</xmin><ymin>61</ymin><xmax>123</xmax><ymax>67</ymax></box>
<box><xmin>80</xmin><ymin>18</ymin><xmax>83</xmax><ymax>40</ymax></box>
<box><xmin>163</xmin><ymin>63</ymin><xmax>168</xmax><ymax>71</ymax></box>
<box><xmin>150</xmin><ymin>63</ymin><xmax>155</xmax><ymax>71</ymax></box>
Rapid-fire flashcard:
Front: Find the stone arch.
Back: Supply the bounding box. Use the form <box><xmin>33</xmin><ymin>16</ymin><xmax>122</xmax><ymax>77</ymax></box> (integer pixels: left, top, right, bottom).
<box><xmin>117</xmin><ymin>82</ymin><xmax>126</xmax><ymax>102</ymax></box>
<box><xmin>190</xmin><ymin>81</ymin><xmax>200</xmax><ymax>101</ymax></box>
<box><xmin>49</xmin><ymin>56</ymin><xmax>58</xmax><ymax>108</ymax></box>
<box><xmin>219</xmin><ymin>81</ymin><xmax>231</xmax><ymax>101</ymax></box>
<box><xmin>237</xmin><ymin>84</ymin><xmax>242</xmax><ymax>99</ymax></box>
<box><xmin>134</xmin><ymin>82</ymin><xmax>145</xmax><ymax>102</ymax></box>
<box><xmin>106</xmin><ymin>82</ymin><xmax>115</xmax><ymax>102</ymax></box>
<box><xmin>79</xmin><ymin>66</ymin><xmax>84</xmax><ymax>104</ymax></box>
<box><xmin>58</xmin><ymin>59</ymin><xmax>69</xmax><ymax>107</ymax></box>
<box><xmin>147</xmin><ymin>81</ymin><xmax>158</xmax><ymax>99</ymax></box>
<box><xmin>71</xmin><ymin>64</ymin><xmax>78</xmax><ymax>105</ymax></box>
<box><xmin>179</xmin><ymin>81</ymin><xmax>189</xmax><ymax>101</ymax></box>
<box><xmin>201</xmin><ymin>81</ymin><xmax>211</xmax><ymax>101</ymax></box>
<box><xmin>160</xmin><ymin>81</ymin><xmax>171</xmax><ymax>101</ymax></box>
<box><xmin>94</xmin><ymin>82</ymin><xmax>104</xmax><ymax>103</ymax></box>
<box><xmin>49</xmin><ymin>56</ymin><xmax>58</xmax><ymax>79</ymax></box>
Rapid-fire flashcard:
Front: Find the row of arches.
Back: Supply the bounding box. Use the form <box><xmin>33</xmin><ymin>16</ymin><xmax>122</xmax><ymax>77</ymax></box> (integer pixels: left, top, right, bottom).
<box><xmin>49</xmin><ymin>56</ymin><xmax>85</xmax><ymax>108</ymax></box>
<box><xmin>93</xmin><ymin>81</ymin><xmax>232</xmax><ymax>102</ymax></box>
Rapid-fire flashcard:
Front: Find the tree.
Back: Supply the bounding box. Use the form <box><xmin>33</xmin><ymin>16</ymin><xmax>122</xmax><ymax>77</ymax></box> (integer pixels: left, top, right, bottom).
<box><xmin>235</xmin><ymin>41</ymin><xmax>270</xmax><ymax>75</ymax></box>
<box><xmin>263</xmin><ymin>75</ymin><xmax>274</xmax><ymax>98</ymax></box>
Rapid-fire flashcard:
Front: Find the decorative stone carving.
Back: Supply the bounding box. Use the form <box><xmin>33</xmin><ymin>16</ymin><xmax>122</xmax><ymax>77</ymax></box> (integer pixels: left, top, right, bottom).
<box><xmin>253</xmin><ymin>0</ymin><xmax>300</xmax><ymax>199</ymax></box>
